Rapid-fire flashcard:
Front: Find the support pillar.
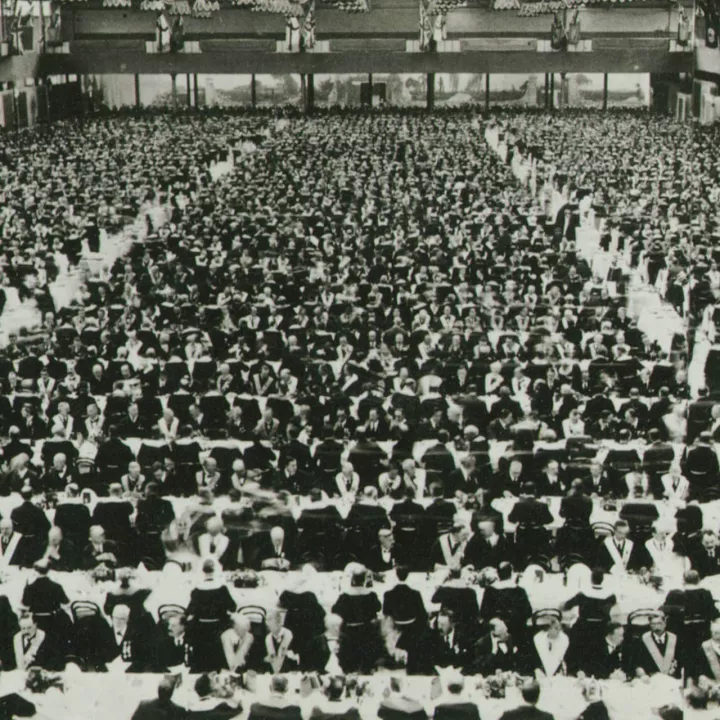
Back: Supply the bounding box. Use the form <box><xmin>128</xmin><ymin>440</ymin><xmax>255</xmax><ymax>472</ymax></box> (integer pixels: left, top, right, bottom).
<box><xmin>602</xmin><ymin>73</ymin><xmax>609</xmax><ymax>111</ymax></box>
<box><xmin>426</xmin><ymin>72</ymin><xmax>435</xmax><ymax>111</ymax></box>
<box><xmin>171</xmin><ymin>73</ymin><xmax>177</xmax><ymax>112</ymax></box>
<box><xmin>193</xmin><ymin>74</ymin><xmax>199</xmax><ymax>108</ymax></box>
<box><xmin>307</xmin><ymin>73</ymin><xmax>315</xmax><ymax>113</ymax></box>
<box><xmin>186</xmin><ymin>74</ymin><xmax>192</xmax><ymax>107</ymax></box>
<box><xmin>549</xmin><ymin>73</ymin><xmax>555</xmax><ymax>110</ymax></box>
<box><xmin>368</xmin><ymin>73</ymin><xmax>373</xmax><ymax>106</ymax></box>
<box><xmin>544</xmin><ymin>73</ymin><xmax>550</xmax><ymax>109</ymax></box>
<box><xmin>485</xmin><ymin>73</ymin><xmax>490</xmax><ymax>112</ymax></box>
<box><xmin>134</xmin><ymin>74</ymin><xmax>141</xmax><ymax>108</ymax></box>
<box><xmin>251</xmin><ymin>74</ymin><xmax>257</xmax><ymax>108</ymax></box>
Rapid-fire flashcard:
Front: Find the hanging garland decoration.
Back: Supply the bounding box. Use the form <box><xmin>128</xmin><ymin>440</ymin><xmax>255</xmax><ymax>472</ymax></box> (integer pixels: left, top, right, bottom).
<box><xmin>319</xmin><ymin>0</ymin><xmax>369</xmax><ymax>11</ymax></box>
<box><xmin>102</xmin><ymin>0</ymin><xmax>132</xmax><ymax>7</ymax></box>
<box><xmin>167</xmin><ymin>0</ymin><xmax>192</xmax><ymax>14</ymax></box>
<box><xmin>517</xmin><ymin>0</ymin><xmax>645</xmax><ymax>17</ymax></box>
<box><xmin>191</xmin><ymin>0</ymin><xmax>219</xmax><ymax>16</ymax></box>
<box><xmin>493</xmin><ymin>0</ymin><xmax>521</xmax><ymax>10</ymax></box>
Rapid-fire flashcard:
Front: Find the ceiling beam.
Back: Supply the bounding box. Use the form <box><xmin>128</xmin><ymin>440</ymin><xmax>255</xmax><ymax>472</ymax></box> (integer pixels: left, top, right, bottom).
<box><xmin>0</xmin><ymin>48</ymin><xmax>690</xmax><ymax>80</ymax></box>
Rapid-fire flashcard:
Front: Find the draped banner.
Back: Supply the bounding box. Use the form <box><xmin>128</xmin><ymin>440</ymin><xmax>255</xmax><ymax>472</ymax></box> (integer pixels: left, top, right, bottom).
<box><xmin>0</xmin><ymin>91</ymin><xmax>15</xmax><ymax>129</ymax></box>
<box><xmin>15</xmin><ymin>90</ymin><xmax>28</xmax><ymax>128</ymax></box>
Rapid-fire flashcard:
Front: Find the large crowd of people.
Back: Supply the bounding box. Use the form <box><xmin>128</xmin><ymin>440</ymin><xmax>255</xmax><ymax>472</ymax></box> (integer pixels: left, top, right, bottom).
<box><xmin>0</xmin><ymin>105</ymin><xmax>719</xmax><ymax>718</ymax></box>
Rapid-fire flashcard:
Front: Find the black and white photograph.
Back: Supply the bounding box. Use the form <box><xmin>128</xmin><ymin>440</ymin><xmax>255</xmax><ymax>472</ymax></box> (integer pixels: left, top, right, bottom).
<box><xmin>0</xmin><ymin>1</ymin><xmax>717</xmax><ymax>719</ymax></box>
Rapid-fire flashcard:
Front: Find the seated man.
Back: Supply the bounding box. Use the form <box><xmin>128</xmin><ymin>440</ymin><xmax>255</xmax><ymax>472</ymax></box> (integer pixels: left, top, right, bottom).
<box><xmin>197</xmin><ymin>516</ymin><xmax>233</xmax><ymax>570</ymax></box>
<box><xmin>525</xmin><ymin>615</ymin><xmax>572</xmax><ymax>679</ymax></box>
<box><xmin>630</xmin><ymin>611</ymin><xmax>680</xmax><ymax>678</ymax></box>
<box><xmin>574</xmin><ymin>622</ymin><xmax>630</xmax><ymax>680</ymax></box>
<box><xmin>430</xmin><ymin>522</ymin><xmax>471</xmax><ymax>572</ymax></box>
<box><xmin>465</xmin><ymin>618</ymin><xmax>519</xmax><ymax>676</ymax></box>
<box><xmin>595</xmin><ymin>520</ymin><xmax>637</xmax><ymax>575</ymax></box>
<box><xmin>14</xmin><ymin>614</ymin><xmax>58</xmax><ymax>671</ymax></box>
<box><xmin>0</xmin><ymin>519</ymin><xmax>23</xmax><ymax>567</ymax></box>
<box><xmin>81</xmin><ymin>525</ymin><xmax>121</xmax><ymax>570</ymax></box>
<box><xmin>255</xmin><ymin>526</ymin><xmax>293</xmax><ymax>571</ymax></box>
<box><xmin>432</xmin><ymin>672</ymin><xmax>481</xmax><ymax>720</ymax></box>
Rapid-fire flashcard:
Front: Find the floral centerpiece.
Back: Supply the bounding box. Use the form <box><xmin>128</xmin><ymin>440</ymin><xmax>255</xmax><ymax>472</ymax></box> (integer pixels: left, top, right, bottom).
<box><xmin>232</xmin><ymin>570</ymin><xmax>261</xmax><ymax>588</ymax></box>
<box><xmin>635</xmin><ymin>567</ymin><xmax>664</xmax><ymax>592</ymax></box>
<box><xmin>90</xmin><ymin>564</ymin><xmax>115</xmax><ymax>583</ymax></box>
<box><xmin>476</xmin><ymin>671</ymin><xmax>528</xmax><ymax>699</ymax></box>
<box><xmin>345</xmin><ymin>675</ymin><xmax>372</xmax><ymax>699</ymax></box>
<box><xmin>25</xmin><ymin>667</ymin><xmax>65</xmax><ymax>695</ymax></box>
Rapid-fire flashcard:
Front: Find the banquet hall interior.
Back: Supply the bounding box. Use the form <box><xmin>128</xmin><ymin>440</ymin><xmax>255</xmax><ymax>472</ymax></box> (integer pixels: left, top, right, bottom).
<box><xmin>1</xmin><ymin>0</ymin><xmax>720</xmax><ymax>718</ymax></box>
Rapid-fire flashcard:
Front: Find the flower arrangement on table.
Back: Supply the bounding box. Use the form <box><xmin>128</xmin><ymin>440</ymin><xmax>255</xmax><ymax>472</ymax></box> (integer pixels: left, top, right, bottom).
<box><xmin>344</xmin><ymin>675</ymin><xmax>372</xmax><ymax>699</ymax></box>
<box><xmin>90</xmin><ymin>564</ymin><xmax>116</xmax><ymax>583</ymax></box>
<box><xmin>25</xmin><ymin>667</ymin><xmax>65</xmax><ymax>695</ymax></box>
<box><xmin>634</xmin><ymin>567</ymin><xmax>664</xmax><ymax>592</ymax></box>
<box><xmin>464</xmin><ymin>566</ymin><xmax>499</xmax><ymax>588</ymax></box>
<box><xmin>476</xmin><ymin>671</ymin><xmax>528</xmax><ymax>699</ymax></box>
<box><xmin>232</xmin><ymin>570</ymin><xmax>262</xmax><ymax>588</ymax></box>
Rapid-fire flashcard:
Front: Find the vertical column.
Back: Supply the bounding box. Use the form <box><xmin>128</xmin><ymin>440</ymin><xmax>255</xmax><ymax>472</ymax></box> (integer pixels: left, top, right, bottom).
<box><xmin>307</xmin><ymin>73</ymin><xmax>315</xmax><ymax>112</ymax></box>
<box><xmin>186</xmin><ymin>74</ymin><xmax>191</xmax><ymax>108</ymax></box>
<box><xmin>544</xmin><ymin>73</ymin><xmax>549</xmax><ymax>109</ymax></box>
<box><xmin>485</xmin><ymin>74</ymin><xmax>490</xmax><ymax>112</ymax></box>
<box><xmin>171</xmin><ymin>73</ymin><xmax>177</xmax><ymax>112</ymax></box>
<box><xmin>134</xmin><ymin>74</ymin><xmax>141</xmax><ymax>108</ymax></box>
<box><xmin>602</xmin><ymin>73</ymin><xmax>609</xmax><ymax>111</ymax></box>
<box><xmin>251</xmin><ymin>74</ymin><xmax>257</xmax><ymax>108</ymax></box>
<box><xmin>193</xmin><ymin>74</ymin><xmax>200</xmax><ymax>108</ymax></box>
<box><xmin>368</xmin><ymin>73</ymin><xmax>373</xmax><ymax>107</ymax></box>
<box><xmin>549</xmin><ymin>74</ymin><xmax>555</xmax><ymax>110</ymax></box>
<box><xmin>38</xmin><ymin>0</ymin><xmax>46</xmax><ymax>54</ymax></box>
<box><xmin>426</xmin><ymin>72</ymin><xmax>435</xmax><ymax>111</ymax></box>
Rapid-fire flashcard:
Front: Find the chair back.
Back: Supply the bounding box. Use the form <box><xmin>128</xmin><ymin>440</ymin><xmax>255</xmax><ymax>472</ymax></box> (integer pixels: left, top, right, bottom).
<box><xmin>532</xmin><ymin>608</ymin><xmax>561</xmax><ymax>629</ymax></box>
<box><xmin>71</xmin><ymin>600</ymin><xmax>101</xmax><ymax>621</ymax></box>
<box><xmin>158</xmin><ymin>604</ymin><xmax>187</xmax><ymax>622</ymax></box>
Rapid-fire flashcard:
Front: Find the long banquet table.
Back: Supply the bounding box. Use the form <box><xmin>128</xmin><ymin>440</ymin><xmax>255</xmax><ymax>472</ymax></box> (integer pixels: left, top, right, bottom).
<box><xmin>0</xmin><ymin>669</ymin><xmax>685</xmax><ymax>720</ymax></box>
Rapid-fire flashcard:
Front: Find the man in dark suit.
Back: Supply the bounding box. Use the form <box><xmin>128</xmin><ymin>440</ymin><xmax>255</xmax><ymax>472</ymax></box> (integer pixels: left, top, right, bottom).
<box><xmin>94</xmin><ymin>426</ymin><xmax>135</xmax><ymax>480</ymax></box>
<box><xmin>465</xmin><ymin>618</ymin><xmax>519</xmax><ymax>676</ymax></box>
<box><xmin>629</xmin><ymin>611</ymin><xmax>680</xmax><ymax>678</ymax></box>
<box><xmin>130</xmin><ymin>676</ymin><xmax>186</xmax><ymax>720</ymax></box>
<box><xmin>446</xmin><ymin>456</ymin><xmax>483</xmax><ymax>497</ymax></box>
<box><xmin>463</xmin><ymin>519</ymin><xmax>511</xmax><ymax>570</ymax></box>
<box><xmin>247</xmin><ymin>675</ymin><xmax>302</xmax><ymax>720</ymax></box>
<box><xmin>40</xmin><ymin>452</ymin><xmax>74</xmax><ymax>493</ymax></box>
<box><xmin>690</xmin><ymin>530</ymin><xmax>720</xmax><ymax>579</ymax></box>
<box><xmin>498</xmin><ymin>681</ymin><xmax>555</xmax><ymax>720</ymax></box>
<box><xmin>157</xmin><ymin>614</ymin><xmax>193</xmax><ymax>671</ymax></box>
<box><xmin>575</xmin><ymin>622</ymin><xmax>630</xmax><ymax>680</ymax></box>
<box><xmin>81</xmin><ymin>525</ymin><xmax>122</xmax><ymax>570</ymax></box>
<box><xmin>427</xmin><ymin>609</ymin><xmax>470</xmax><ymax>670</ymax></box>
<box><xmin>390</xmin><ymin>491</ymin><xmax>427</xmax><ymax>569</ymax></box>
<box><xmin>365</xmin><ymin>528</ymin><xmax>398</xmax><ymax>573</ymax></box>
<box><xmin>254</xmin><ymin>526</ymin><xmax>294</xmax><ymax>571</ymax></box>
